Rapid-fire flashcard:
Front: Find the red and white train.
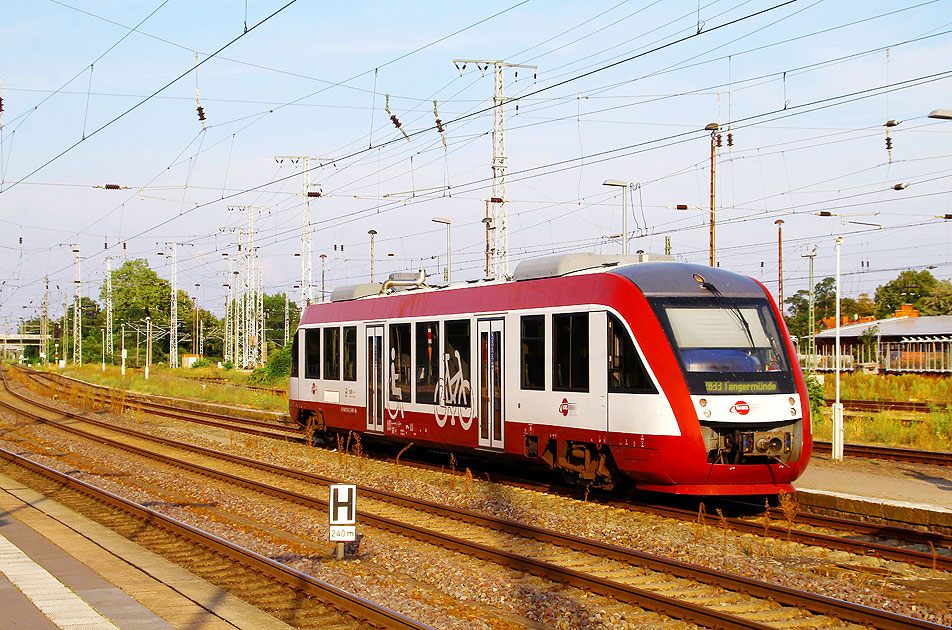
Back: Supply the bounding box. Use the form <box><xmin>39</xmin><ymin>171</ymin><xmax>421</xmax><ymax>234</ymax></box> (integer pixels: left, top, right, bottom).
<box><xmin>288</xmin><ymin>253</ymin><xmax>811</xmax><ymax>495</ymax></box>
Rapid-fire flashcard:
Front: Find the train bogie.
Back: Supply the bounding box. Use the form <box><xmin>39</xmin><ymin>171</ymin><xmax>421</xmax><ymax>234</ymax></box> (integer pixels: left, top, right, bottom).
<box><xmin>289</xmin><ymin>253</ymin><xmax>811</xmax><ymax>496</ymax></box>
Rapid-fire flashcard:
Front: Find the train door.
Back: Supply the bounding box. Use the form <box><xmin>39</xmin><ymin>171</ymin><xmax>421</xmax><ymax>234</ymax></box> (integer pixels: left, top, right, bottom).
<box><xmin>477</xmin><ymin>318</ymin><xmax>504</xmax><ymax>449</ymax></box>
<box><xmin>366</xmin><ymin>325</ymin><xmax>384</xmax><ymax>432</ymax></box>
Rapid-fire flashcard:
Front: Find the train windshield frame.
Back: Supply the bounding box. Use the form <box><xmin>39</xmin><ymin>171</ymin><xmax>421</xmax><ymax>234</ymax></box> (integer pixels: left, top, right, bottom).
<box><xmin>648</xmin><ymin>295</ymin><xmax>796</xmax><ymax>395</ymax></box>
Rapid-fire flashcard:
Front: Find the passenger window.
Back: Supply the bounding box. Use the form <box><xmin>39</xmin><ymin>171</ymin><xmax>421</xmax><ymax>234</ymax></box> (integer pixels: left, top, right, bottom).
<box><xmin>520</xmin><ymin>315</ymin><xmax>545</xmax><ymax>390</ymax></box>
<box><xmin>389</xmin><ymin>323</ymin><xmax>411</xmax><ymax>402</ymax></box>
<box><xmin>416</xmin><ymin>321</ymin><xmax>440</xmax><ymax>403</ymax></box>
<box><xmin>443</xmin><ymin>319</ymin><xmax>471</xmax><ymax>406</ymax></box>
<box><xmin>290</xmin><ymin>329</ymin><xmax>299</xmax><ymax>378</ymax></box>
<box><xmin>608</xmin><ymin>314</ymin><xmax>656</xmax><ymax>393</ymax></box>
<box><xmin>553</xmin><ymin>313</ymin><xmax>588</xmax><ymax>392</ymax></box>
<box><xmin>304</xmin><ymin>328</ymin><xmax>320</xmax><ymax>379</ymax></box>
<box><xmin>323</xmin><ymin>327</ymin><xmax>340</xmax><ymax>380</ymax></box>
<box><xmin>342</xmin><ymin>326</ymin><xmax>357</xmax><ymax>381</ymax></box>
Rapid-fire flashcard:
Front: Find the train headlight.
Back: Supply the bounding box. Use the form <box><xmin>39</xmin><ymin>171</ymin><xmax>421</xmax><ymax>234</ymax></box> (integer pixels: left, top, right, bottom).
<box><xmin>698</xmin><ymin>398</ymin><xmax>707</xmax><ymax>407</ymax></box>
<box><xmin>790</xmin><ymin>408</ymin><xmax>797</xmax><ymax>416</ymax></box>
<box><xmin>703</xmin><ymin>409</ymin><xmax>712</xmax><ymax>418</ymax></box>
<box><xmin>788</xmin><ymin>397</ymin><xmax>796</xmax><ymax>406</ymax></box>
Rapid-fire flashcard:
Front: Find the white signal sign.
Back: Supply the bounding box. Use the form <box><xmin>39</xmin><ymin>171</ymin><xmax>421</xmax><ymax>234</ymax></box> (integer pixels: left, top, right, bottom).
<box><xmin>328</xmin><ymin>484</ymin><xmax>356</xmax><ymax>542</ymax></box>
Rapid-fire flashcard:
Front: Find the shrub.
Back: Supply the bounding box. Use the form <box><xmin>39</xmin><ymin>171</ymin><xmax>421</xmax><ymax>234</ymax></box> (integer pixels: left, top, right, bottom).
<box><xmin>805</xmin><ymin>373</ymin><xmax>824</xmax><ymax>420</ymax></box>
<box><xmin>249</xmin><ymin>348</ymin><xmax>291</xmax><ymax>385</ymax></box>
<box><xmin>190</xmin><ymin>358</ymin><xmax>214</xmax><ymax>369</ymax></box>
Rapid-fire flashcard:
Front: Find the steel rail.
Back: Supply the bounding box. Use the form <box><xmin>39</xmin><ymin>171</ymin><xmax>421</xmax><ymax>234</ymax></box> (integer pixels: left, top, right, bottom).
<box><xmin>824</xmin><ymin>398</ymin><xmax>948</xmax><ymax>413</ymax></box>
<box><xmin>0</xmin><ymin>445</ymin><xmax>432</xmax><ymax>630</ymax></box>
<box><xmin>15</xmin><ymin>368</ymin><xmax>952</xmax><ymax>565</ymax></box>
<box><xmin>1</xmin><ymin>384</ymin><xmax>945</xmax><ymax>630</ymax></box>
<box><xmin>812</xmin><ymin>441</ymin><xmax>952</xmax><ymax>467</ymax></box>
<box><xmin>24</xmin><ymin>369</ymin><xmax>299</xmax><ymax>439</ymax></box>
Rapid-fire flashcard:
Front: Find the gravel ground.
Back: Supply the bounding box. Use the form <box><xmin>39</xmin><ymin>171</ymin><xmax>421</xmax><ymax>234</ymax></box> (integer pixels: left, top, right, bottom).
<box><xmin>2</xmin><ymin>382</ymin><xmax>951</xmax><ymax>627</ymax></box>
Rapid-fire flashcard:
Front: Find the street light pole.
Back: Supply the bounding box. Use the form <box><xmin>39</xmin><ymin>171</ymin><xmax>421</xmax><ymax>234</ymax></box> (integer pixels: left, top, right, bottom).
<box><xmin>368</xmin><ymin>230</ymin><xmax>377</xmax><ymax>282</ymax></box>
<box><xmin>833</xmin><ymin>236</ymin><xmax>844</xmax><ymax>461</ymax></box>
<box><xmin>432</xmin><ymin>218</ymin><xmax>451</xmax><ymax>283</ymax></box>
<box><xmin>775</xmin><ymin>219</ymin><xmax>785</xmax><ymax>306</ymax></box>
<box><xmin>145</xmin><ymin>317</ymin><xmax>151</xmax><ymax>380</ymax></box>
<box><xmin>320</xmin><ymin>253</ymin><xmax>327</xmax><ymax>302</ymax></box>
<box><xmin>101</xmin><ymin>328</ymin><xmax>105</xmax><ymax>372</ymax></box>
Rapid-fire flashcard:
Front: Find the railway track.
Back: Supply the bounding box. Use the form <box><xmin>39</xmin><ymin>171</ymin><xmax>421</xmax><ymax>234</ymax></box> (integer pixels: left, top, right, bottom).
<box><xmin>828</xmin><ymin>399</ymin><xmax>950</xmax><ymax>413</ymax></box>
<box><xmin>21</xmin><ymin>368</ymin><xmax>302</xmax><ymax>442</ymax></box>
<box><xmin>2</xmin><ymin>375</ymin><xmax>949</xmax><ymax>630</ymax></box>
<box><xmin>811</xmin><ymin>440</ymin><xmax>952</xmax><ymax>467</ymax></box>
<box><xmin>0</xmin><ymin>446</ymin><xmax>429</xmax><ymax>630</ymax></box>
<box><xmin>11</xmin><ymin>366</ymin><xmax>952</xmax><ymax>568</ymax></box>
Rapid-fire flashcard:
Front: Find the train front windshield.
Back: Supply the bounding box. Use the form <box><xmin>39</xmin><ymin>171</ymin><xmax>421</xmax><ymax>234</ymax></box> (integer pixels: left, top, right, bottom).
<box><xmin>649</xmin><ymin>296</ymin><xmax>796</xmax><ymax>395</ymax></box>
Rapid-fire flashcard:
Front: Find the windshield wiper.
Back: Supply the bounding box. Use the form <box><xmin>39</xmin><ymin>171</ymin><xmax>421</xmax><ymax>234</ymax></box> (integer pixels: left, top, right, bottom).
<box><xmin>701</xmin><ymin>281</ymin><xmax>755</xmax><ymax>348</ymax></box>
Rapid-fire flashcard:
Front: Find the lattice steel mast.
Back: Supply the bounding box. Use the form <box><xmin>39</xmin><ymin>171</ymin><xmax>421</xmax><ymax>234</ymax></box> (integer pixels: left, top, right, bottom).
<box><xmin>452</xmin><ymin>60</ymin><xmax>536</xmax><ymax>278</ymax></box>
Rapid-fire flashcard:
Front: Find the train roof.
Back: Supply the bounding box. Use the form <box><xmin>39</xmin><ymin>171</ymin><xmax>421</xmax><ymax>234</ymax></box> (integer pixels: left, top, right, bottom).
<box><xmin>610</xmin><ymin>262</ymin><xmax>767</xmax><ymax>298</ymax></box>
<box><xmin>323</xmin><ymin>253</ymin><xmax>765</xmax><ymax>307</ymax></box>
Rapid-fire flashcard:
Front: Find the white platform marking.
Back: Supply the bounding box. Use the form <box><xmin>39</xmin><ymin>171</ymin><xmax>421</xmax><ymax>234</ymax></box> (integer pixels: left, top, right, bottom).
<box><xmin>0</xmin><ymin>533</ymin><xmax>119</xmax><ymax>629</ymax></box>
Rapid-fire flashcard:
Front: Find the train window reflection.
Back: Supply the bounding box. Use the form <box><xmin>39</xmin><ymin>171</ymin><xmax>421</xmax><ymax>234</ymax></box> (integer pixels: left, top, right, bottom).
<box><xmin>444</xmin><ymin>319</ymin><xmax>471</xmax><ymax>406</ymax></box>
<box><xmin>608</xmin><ymin>314</ymin><xmax>655</xmax><ymax>393</ymax></box>
<box><xmin>290</xmin><ymin>329</ymin><xmax>299</xmax><ymax>378</ymax></box>
<box><xmin>342</xmin><ymin>326</ymin><xmax>357</xmax><ymax>381</ymax></box>
<box><xmin>323</xmin><ymin>327</ymin><xmax>340</xmax><ymax>380</ymax></box>
<box><xmin>665</xmin><ymin>304</ymin><xmax>787</xmax><ymax>374</ymax></box>
<box><xmin>416</xmin><ymin>321</ymin><xmax>439</xmax><ymax>403</ymax></box>
<box><xmin>520</xmin><ymin>315</ymin><xmax>544</xmax><ymax>390</ymax></box>
<box><xmin>553</xmin><ymin>313</ymin><xmax>588</xmax><ymax>392</ymax></box>
<box><xmin>304</xmin><ymin>328</ymin><xmax>320</xmax><ymax>379</ymax></box>
<box><xmin>389</xmin><ymin>323</ymin><xmax>411</xmax><ymax>402</ymax></box>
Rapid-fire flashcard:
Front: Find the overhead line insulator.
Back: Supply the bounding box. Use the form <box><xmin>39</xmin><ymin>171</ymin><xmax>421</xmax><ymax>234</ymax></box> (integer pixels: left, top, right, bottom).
<box><xmin>385</xmin><ymin>94</ymin><xmax>409</xmax><ymax>141</ymax></box>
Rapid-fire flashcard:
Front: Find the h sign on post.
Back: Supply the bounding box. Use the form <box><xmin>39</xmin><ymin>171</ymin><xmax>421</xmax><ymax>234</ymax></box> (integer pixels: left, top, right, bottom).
<box><xmin>328</xmin><ymin>484</ymin><xmax>356</xmax><ymax>545</ymax></box>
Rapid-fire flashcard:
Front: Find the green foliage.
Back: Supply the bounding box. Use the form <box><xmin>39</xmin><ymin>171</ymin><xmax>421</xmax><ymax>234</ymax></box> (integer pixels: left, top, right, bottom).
<box><xmin>874</xmin><ymin>269</ymin><xmax>940</xmax><ymax>318</ymax></box>
<box><xmin>805</xmin><ymin>373</ymin><xmax>824</xmax><ymax>420</ymax></box>
<box><xmin>190</xmin><ymin>358</ymin><xmax>214</xmax><ymax>369</ymax></box>
<box><xmin>784</xmin><ymin>277</ymin><xmax>874</xmax><ymax>336</ymax></box>
<box><xmin>823</xmin><ymin>372</ymin><xmax>952</xmax><ymax>402</ymax></box>
<box><xmin>249</xmin><ymin>347</ymin><xmax>292</xmax><ymax>385</ymax></box>
<box><xmin>919</xmin><ymin>279</ymin><xmax>952</xmax><ymax>316</ymax></box>
<box><xmin>222</xmin><ymin>360</ymin><xmax>234</xmax><ymax>370</ymax></box>
<box><xmin>811</xmin><ymin>406</ymin><xmax>952</xmax><ymax>451</ymax></box>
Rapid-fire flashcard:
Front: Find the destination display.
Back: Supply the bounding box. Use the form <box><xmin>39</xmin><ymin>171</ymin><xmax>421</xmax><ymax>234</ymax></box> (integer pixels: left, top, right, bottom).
<box><xmin>704</xmin><ymin>380</ymin><xmax>779</xmax><ymax>394</ymax></box>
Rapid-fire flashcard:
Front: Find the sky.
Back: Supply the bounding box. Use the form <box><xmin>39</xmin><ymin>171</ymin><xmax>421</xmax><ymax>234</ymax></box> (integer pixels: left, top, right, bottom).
<box><xmin>1</xmin><ymin>0</ymin><xmax>952</xmax><ymax>331</ymax></box>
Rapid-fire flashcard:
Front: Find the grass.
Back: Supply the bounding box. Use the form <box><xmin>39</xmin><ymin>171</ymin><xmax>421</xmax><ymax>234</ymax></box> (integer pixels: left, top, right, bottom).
<box><xmin>821</xmin><ymin>372</ymin><xmax>952</xmax><ymax>403</ymax></box>
<box><xmin>51</xmin><ymin>364</ymin><xmax>288</xmax><ymax>412</ymax></box>
<box><xmin>812</xmin><ymin>406</ymin><xmax>952</xmax><ymax>452</ymax></box>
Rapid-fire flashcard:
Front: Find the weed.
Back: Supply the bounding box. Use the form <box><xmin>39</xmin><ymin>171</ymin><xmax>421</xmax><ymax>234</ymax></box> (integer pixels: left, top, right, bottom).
<box><xmin>694</xmin><ymin>502</ymin><xmax>707</xmax><ymax>547</ymax></box>
<box><xmin>778</xmin><ymin>490</ymin><xmax>799</xmax><ymax>542</ymax></box>
<box><xmin>464</xmin><ymin>467</ymin><xmax>473</xmax><ymax>499</ymax></box>
<box><xmin>759</xmin><ymin>498</ymin><xmax>771</xmax><ymax>556</ymax></box>
<box><xmin>716</xmin><ymin>508</ymin><xmax>729</xmax><ymax>561</ymax></box>
<box><xmin>396</xmin><ymin>443</ymin><xmax>412</xmax><ymax>466</ymax></box>
<box><xmin>336</xmin><ymin>434</ymin><xmax>345</xmax><ymax>469</ymax></box>
<box><xmin>352</xmin><ymin>433</ymin><xmax>363</xmax><ymax>472</ymax></box>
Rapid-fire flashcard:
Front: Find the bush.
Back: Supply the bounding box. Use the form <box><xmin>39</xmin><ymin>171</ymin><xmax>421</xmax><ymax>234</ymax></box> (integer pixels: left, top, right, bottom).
<box><xmin>249</xmin><ymin>348</ymin><xmax>291</xmax><ymax>385</ymax></box>
<box><xmin>806</xmin><ymin>373</ymin><xmax>824</xmax><ymax>420</ymax></box>
<box><xmin>222</xmin><ymin>360</ymin><xmax>234</xmax><ymax>370</ymax></box>
<box><xmin>190</xmin><ymin>358</ymin><xmax>214</xmax><ymax>369</ymax></box>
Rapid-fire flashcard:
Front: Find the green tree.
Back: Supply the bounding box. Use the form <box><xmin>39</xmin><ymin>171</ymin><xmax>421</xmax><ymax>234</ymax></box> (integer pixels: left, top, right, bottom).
<box><xmin>873</xmin><ymin>270</ymin><xmax>940</xmax><ymax>318</ymax></box>
<box><xmin>919</xmin><ymin>279</ymin><xmax>952</xmax><ymax>316</ymax></box>
<box><xmin>263</xmin><ymin>292</ymin><xmax>300</xmax><ymax>348</ymax></box>
<box><xmin>102</xmin><ymin>259</ymin><xmax>171</xmax><ymax>325</ymax></box>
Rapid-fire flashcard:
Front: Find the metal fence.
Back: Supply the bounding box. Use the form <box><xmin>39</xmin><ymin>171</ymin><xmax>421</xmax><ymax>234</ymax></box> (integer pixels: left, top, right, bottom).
<box><xmin>802</xmin><ymin>339</ymin><xmax>952</xmax><ymax>373</ymax></box>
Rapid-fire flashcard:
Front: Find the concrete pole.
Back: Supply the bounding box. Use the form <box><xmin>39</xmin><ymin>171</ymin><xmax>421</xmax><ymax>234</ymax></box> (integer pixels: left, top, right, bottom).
<box><xmin>833</xmin><ymin>236</ymin><xmax>844</xmax><ymax>461</ymax></box>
